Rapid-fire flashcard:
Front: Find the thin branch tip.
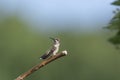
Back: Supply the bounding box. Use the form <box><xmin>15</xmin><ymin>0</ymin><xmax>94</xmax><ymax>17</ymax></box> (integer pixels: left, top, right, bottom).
<box><xmin>62</xmin><ymin>50</ymin><xmax>68</xmax><ymax>55</ymax></box>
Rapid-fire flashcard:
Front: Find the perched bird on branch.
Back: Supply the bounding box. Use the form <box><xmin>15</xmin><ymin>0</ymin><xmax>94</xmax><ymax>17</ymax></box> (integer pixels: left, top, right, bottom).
<box><xmin>40</xmin><ymin>37</ymin><xmax>60</xmax><ymax>59</ymax></box>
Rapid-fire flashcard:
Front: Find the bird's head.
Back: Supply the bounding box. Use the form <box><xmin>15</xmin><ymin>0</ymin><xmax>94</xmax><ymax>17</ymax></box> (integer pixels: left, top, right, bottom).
<box><xmin>49</xmin><ymin>37</ymin><xmax>60</xmax><ymax>44</ymax></box>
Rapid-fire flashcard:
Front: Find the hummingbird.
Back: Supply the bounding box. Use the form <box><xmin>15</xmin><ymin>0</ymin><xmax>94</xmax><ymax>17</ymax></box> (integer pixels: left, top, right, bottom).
<box><xmin>40</xmin><ymin>37</ymin><xmax>60</xmax><ymax>59</ymax></box>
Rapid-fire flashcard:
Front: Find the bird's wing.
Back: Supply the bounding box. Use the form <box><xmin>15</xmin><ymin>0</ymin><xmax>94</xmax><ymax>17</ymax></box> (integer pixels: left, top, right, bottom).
<box><xmin>40</xmin><ymin>46</ymin><xmax>56</xmax><ymax>59</ymax></box>
<box><xmin>48</xmin><ymin>47</ymin><xmax>56</xmax><ymax>54</ymax></box>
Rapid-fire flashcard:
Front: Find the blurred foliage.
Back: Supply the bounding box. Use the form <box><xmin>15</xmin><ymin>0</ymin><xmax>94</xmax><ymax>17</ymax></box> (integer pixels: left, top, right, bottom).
<box><xmin>0</xmin><ymin>16</ymin><xmax>120</xmax><ymax>80</ymax></box>
<box><xmin>112</xmin><ymin>0</ymin><xmax>120</xmax><ymax>6</ymax></box>
<box><xmin>106</xmin><ymin>0</ymin><xmax>120</xmax><ymax>48</ymax></box>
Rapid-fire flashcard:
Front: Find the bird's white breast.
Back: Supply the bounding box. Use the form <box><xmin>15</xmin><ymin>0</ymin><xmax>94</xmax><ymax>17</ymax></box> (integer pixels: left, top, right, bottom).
<box><xmin>53</xmin><ymin>43</ymin><xmax>60</xmax><ymax>55</ymax></box>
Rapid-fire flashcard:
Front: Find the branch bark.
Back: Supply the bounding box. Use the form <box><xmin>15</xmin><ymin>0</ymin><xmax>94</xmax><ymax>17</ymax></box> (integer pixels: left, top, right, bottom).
<box><xmin>15</xmin><ymin>50</ymin><xmax>67</xmax><ymax>80</ymax></box>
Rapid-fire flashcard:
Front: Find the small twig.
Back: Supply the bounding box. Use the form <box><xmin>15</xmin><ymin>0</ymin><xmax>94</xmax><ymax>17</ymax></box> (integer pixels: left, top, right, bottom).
<box><xmin>15</xmin><ymin>50</ymin><xmax>67</xmax><ymax>80</ymax></box>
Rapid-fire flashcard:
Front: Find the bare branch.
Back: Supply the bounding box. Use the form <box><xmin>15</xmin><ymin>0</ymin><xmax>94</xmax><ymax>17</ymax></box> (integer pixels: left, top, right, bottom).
<box><xmin>15</xmin><ymin>50</ymin><xmax>67</xmax><ymax>80</ymax></box>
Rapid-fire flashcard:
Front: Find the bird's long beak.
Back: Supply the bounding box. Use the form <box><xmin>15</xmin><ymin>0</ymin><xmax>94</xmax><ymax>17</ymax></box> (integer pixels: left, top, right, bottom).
<box><xmin>49</xmin><ymin>37</ymin><xmax>55</xmax><ymax>41</ymax></box>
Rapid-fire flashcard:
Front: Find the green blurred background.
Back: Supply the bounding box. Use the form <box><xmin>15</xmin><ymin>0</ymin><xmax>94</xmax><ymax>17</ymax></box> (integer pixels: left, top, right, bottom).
<box><xmin>0</xmin><ymin>0</ymin><xmax>120</xmax><ymax>80</ymax></box>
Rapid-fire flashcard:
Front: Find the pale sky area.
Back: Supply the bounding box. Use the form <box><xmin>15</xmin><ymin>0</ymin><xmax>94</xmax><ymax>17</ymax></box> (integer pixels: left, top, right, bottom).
<box><xmin>0</xmin><ymin>0</ymin><xmax>118</xmax><ymax>31</ymax></box>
